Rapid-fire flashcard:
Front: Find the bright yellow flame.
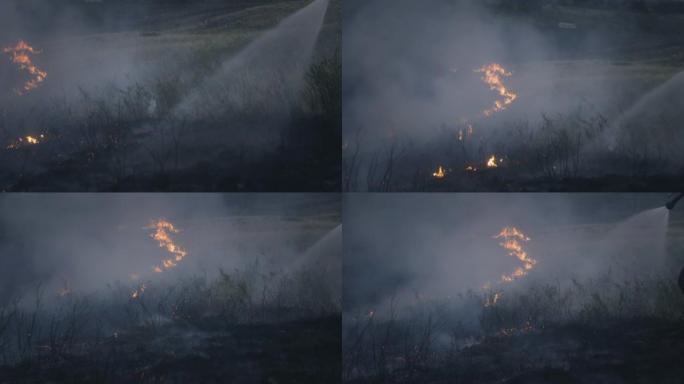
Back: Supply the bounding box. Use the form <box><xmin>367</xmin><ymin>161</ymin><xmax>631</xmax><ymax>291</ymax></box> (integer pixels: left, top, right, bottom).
<box><xmin>3</xmin><ymin>40</ymin><xmax>47</xmax><ymax>95</ymax></box>
<box><xmin>475</xmin><ymin>63</ymin><xmax>517</xmax><ymax>117</ymax></box>
<box><xmin>494</xmin><ymin>226</ymin><xmax>536</xmax><ymax>283</ymax></box>
<box><xmin>487</xmin><ymin>155</ymin><xmax>499</xmax><ymax>168</ymax></box>
<box><xmin>146</xmin><ymin>219</ymin><xmax>188</xmax><ymax>273</ymax></box>
<box><xmin>433</xmin><ymin>166</ymin><xmax>446</xmax><ymax>178</ymax></box>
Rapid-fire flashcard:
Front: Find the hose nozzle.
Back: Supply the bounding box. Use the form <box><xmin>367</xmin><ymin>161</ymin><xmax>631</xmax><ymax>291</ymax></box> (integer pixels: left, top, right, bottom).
<box><xmin>666</xmin><ymin>193</ymin><xmax>684</xmax><ymax>210</ymax></box>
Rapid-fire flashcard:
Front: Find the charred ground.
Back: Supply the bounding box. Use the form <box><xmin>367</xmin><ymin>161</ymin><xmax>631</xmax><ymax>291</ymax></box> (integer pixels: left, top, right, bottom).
<box><xmin>0</xmin><ymin>272</ymin><xmax>341</xmax><ymax>384</ymax></box>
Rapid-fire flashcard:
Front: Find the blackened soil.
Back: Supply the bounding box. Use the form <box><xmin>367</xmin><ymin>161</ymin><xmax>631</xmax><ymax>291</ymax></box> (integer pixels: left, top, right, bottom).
<box><xmin>349</xmin><ymin>318</ymin><xmax>684</xmax><ymax>384</ymax></box>
<box><xmin>0</xmin><ymin>316</ymin><xmax>341</xmax><ymax>384</ymax></box>
<box><xmin>422</xmin><ymin>174</ymin><xmax>684</xmax><ymax>192</ymax></box>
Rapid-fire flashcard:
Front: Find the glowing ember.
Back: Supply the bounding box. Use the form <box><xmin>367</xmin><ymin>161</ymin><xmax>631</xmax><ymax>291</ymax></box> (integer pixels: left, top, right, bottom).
<box><xmin>146</xmin><ymin>219</ymin><xmax>188</xmax><ymax>273</ymax></box>
<box><xmin>498</xmin><ymin>321</ymin><xmax>534</xmax><ymax>337</ymax></box>
<box><xmin>6</xmin><ymin>134</ymin><xmax>44</xmax><ymax>149</ymax></box>
<box><xmin>433</xmin><ymin>166</ymin><xmax>446</xmax><ymax>178</ymax></box>
<box><xmin>131</xmin><ymin>283</ymin><xmax>146</xmax><ymax>299</ymax></box>
<box><xmin>494</xmin><ymin>226</ymin><xmax>536</xmax><ymax>283</ymax></box>
<box><xmin>475</xmin><ymin>63</ymin><xmax>517</xmax><ymax>117</ymax></box>
<box><xmin>3</xmin><ymin>40</ymin><xmax>47</xmax><ymax>95</ymax></box>
<box><xmin>484</xmin><ymin>292</ymin><xmax>501</xmax><ymax>307</ymax></box>
<box><xmin>466</xmin><ymin>165</ymin><xmax>477</xmax><ymax>172</ymax></box>
<box><xmin>57</xmin><ymin>279</ymin><xmax>71</xmax><ymax>297</ymax></box>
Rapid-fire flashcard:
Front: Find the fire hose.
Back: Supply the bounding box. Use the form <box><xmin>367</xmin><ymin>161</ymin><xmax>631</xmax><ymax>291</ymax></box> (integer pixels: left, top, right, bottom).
<box><xmin>666</xmin><ymin>193</ymin><xmax>684</xmax><ymax>295</ymax></box>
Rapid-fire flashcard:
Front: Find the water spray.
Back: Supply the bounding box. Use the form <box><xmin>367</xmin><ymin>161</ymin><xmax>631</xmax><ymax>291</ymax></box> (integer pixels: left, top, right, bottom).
<box><xmin>176</xmin><ymin>0</ymin><xmax>330</xmax><ymax>117</ymax></box>
<box><xmin>665</xmin><ymin>192</ymin><xmax>684</xmax><ymax>294</ymax></box>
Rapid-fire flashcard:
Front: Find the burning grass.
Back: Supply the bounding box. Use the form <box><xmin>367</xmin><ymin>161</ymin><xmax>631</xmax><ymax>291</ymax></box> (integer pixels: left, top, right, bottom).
<box><xmin>2</xmin><ymin>40</ymin><xmax>47</xmax><ymax>95</ymax></box>
<box><xmin>494</xmin><ymin>226</ymin><xmax>536</xmax><ymax>283</ymax></box>
<box><xmin>475</xmin><ymin>63</ymin><xmax>517</xmax><ymax>118</ymax></box>
<box><xmin>146</xmin><ymin>219</ymin><xmax>188</xmax><ymax>273</ymax></box>
<box><xmin>343</xmin><ymin>105</ymin><xmax>684</xmax><ymax>192</ymax></box>
<box><xmin>0</xmin><ymin>55</ymin><xmax>340</xmax><ymax>191</ymax></box>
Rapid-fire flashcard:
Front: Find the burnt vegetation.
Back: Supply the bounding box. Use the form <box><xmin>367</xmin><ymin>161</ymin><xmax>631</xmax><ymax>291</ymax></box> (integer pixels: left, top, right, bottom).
<box><xmin>344</xmin><ymin>270</ymin><xmax>684</xmax><ymax>384</ymax></box>
<box><xmin>0</xmin><ymin>262</ymin><xmax>341</xmax><ymax>383</ymax></box>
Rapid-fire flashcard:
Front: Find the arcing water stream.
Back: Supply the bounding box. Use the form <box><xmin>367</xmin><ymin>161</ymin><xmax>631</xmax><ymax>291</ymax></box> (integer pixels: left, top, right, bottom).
<box><xmin>177</xmin><ymin>0</ymin><xmax>331</xmax><ymax>117</ymax></box>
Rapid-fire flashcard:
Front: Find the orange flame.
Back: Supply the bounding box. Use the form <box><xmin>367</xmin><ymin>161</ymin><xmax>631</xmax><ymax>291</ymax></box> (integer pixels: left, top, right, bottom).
<box><xmin>146</xmin><ymin>219</ymin><xmax>188</xmax><ymax>273</ymax></box>
<box><xmin>475</xmin><ymin>63</ymin><xmax>517</xmax><ymax>117</ymax></box>
<box><xmin>494</xmin><ymin>226</ymin><xmax>536</xmax><ymax>283</ymax></box>
<box><xmin>6</xmin><ymin>134</ymin><xmax>44</xmax><ymax>149</ymax></box>
<box><xmin>3</xmin><ymin>40</ymin><xmax>47</xmax><ymax>95</ymax></box>
<box><xmin>433</xmin><ymin>166</ymin><xmax>446</xmax><ymax>178</ymax></box>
